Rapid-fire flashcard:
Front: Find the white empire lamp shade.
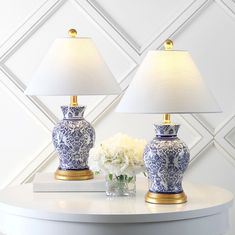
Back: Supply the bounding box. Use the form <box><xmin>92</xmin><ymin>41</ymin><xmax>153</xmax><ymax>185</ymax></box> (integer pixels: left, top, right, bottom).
<box><xmin>117</xmin><ymin>48</ymin><xmax>221</xmax><ymax>114</ymax></box>
<box><xmin>25</xmin><ymin>34</ymin><xmax>120</xmax><ymax>96</ymax></box>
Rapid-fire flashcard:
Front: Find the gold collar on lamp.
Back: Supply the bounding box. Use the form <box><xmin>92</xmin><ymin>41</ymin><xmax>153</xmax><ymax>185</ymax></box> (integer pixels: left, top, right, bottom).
<box><xmin>25</xmin><ymin>28</ymin><xmax>121</xmax><ymax>181</ymax></box>
<box><xmin>116</xmin><ymin>39</ymin><xmax>221</xmax><ymax>204</ymax></box>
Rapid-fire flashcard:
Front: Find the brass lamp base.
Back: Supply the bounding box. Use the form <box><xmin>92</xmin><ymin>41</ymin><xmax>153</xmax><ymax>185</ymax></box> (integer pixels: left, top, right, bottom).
<box><xmin>145</xmin><ymin>191</ymin><xmax>187</xmax><ymax>204</ymax></box>
<box><xmin>55</xmin><ymin>169</ymin><xmax>94</xmax><ymax>181</ymax></box>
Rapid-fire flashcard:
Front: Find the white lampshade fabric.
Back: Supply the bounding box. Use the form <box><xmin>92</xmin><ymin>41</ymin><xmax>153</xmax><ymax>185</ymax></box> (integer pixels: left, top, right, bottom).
<box><xmin>25</xmin><ymin>38</ymin><xmax>120</xmax><ymax>95</ymax></box>
<box><xmin>117</xmin><ymin>50</ymin><xmax>221</xmax><ymax>113</ymax></box>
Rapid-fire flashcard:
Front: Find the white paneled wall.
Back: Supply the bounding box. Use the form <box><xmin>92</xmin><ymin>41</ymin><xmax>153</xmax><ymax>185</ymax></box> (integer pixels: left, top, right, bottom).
<box><xmin>0</xmin><ymin>0</ymin><xmax>234</xmax><ymax>234</ymax></box>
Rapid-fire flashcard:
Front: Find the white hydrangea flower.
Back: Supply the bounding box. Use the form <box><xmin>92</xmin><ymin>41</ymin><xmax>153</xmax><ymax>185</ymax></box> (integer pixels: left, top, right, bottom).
<box><xmin>88</xmin><ymin>133</ymin><xmax>147</xmax><ymax>176</ymax></box>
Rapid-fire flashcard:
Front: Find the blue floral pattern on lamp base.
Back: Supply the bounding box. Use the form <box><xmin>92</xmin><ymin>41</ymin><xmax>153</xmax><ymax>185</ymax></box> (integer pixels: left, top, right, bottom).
<box><xmin>52</xmin><ymin>106</ymin><xmax>95</xmax><ymax>171</ymax></box>
<box><xmin>144</xmin><ymin>124</ymin><xmax>190</xmax><ymax>194</ymax></box>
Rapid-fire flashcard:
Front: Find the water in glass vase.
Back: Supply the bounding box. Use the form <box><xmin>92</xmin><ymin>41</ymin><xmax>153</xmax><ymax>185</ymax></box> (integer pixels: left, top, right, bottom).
<box><xmin>105</xmin><ymin>174</ymin><xmax>136</xmax><ymax>196</ymax></box>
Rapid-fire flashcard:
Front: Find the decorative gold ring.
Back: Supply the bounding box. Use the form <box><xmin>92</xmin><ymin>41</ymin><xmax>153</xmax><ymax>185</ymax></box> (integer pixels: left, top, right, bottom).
<box><xmin>55</xmin><ymin>169</ymin><xmax>94</xmax><ymax>181</ymax></box>
<box><xmin>145</xmin><ymin>191</ymin><xmax>187</xmax><ymax>204</ymax></box>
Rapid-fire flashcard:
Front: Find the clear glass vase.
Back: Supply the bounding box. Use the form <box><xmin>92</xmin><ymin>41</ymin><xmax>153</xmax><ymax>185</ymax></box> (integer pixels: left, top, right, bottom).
<box><xmin>105</xmin><ymin>174</ymin><xmax>136</xmax><ymax>197</ymax></box>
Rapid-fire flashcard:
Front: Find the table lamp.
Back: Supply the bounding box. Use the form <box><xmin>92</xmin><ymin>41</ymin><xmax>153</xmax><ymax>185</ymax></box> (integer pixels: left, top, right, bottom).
<box><xmin>25</xmin><ymin>29</ymin><xmax>120</xmax><ymax>181</ymax></box>
<box><xmin>117</xmin><ymin>39</ymin><xmax>221</xmax><ymax>204</ymax></box>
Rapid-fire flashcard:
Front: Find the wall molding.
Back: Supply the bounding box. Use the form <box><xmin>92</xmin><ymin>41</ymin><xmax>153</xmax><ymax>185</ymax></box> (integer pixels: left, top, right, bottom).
<box><xmin>86</xmin><ymin>0</ymin><xmax>210</xmax><ymax>55</ymax></box>
<box><xmin>216</xmin><ymin>0</ymin><xmax>235</xmax><ymax>19</ymax></box>
<box><xmin>215</xmin><ymin>116</ymin><xmax>235</xmax><ymax>161</ymax></box>
<box><xmin>0</xmin><ymin>0</ymin><xmax>233</xmax><ymax>187</ymax></box>
<box><xmin>20</xmin><ymin>0</ymin><xmax>213</xmax><ymax>182</ymax></box>
<box><xmin>0</xmin><ymin>0</ymin><xmax>66</xmax><ymax>63</ymax></box>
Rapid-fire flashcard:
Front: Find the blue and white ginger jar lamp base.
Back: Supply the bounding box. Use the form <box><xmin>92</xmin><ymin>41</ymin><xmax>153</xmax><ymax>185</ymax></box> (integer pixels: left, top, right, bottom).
<box><xmin>52</xmin><ymin>105</ymin><xmax>95</xmax><ymax>180</ymax></box>
<box><xmin>144</xmin><ymin>124</ymin><xmax>190</xmax><ymax>204</ymax></box>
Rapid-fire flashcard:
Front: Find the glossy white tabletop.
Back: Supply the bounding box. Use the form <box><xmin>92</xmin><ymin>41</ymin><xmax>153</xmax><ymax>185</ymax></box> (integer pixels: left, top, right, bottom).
<box><xmin>0</xmin><ymin>180</ymin><xmax>233</xmax><ymax>223</ymax></box>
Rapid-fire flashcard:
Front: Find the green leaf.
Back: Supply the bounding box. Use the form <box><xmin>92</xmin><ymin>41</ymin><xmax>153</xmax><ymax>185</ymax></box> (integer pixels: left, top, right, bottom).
<box><xmin>143</xmin><ymin>172</ymin><xmax>148</xmax><ymax>177</ymax></box>
<box><xmin>119</xmin><ymin>175</ymin><xmax>124</xmax><ymax>181</ymax></box>
<box><xmin>128</xmin><ymin>176</ymin><xmax>134</xmax><ymax>183</ymax></box>
<box><xmin>108</xmin><ymin>174</ymin><xmax>113</xmax><ymax>181</ymax></box>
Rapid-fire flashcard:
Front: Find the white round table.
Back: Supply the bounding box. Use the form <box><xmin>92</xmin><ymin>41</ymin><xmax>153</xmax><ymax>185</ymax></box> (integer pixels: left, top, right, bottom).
<box><xmin>0</xmin><ymin>181</ymin><xmax>233</xmax><ymax>235</ymax></box>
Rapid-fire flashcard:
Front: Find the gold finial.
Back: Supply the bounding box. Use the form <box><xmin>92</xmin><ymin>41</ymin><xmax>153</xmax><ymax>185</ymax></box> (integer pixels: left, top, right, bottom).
<box><xmin>164</xmin><ymin>39</ymin><xmax>173</xmax><ymax>50</ymax></box>
<box><xmin>68</xmin><ymin>28</ymin><xmax>77</xmax><ymax>38</ymax></box>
